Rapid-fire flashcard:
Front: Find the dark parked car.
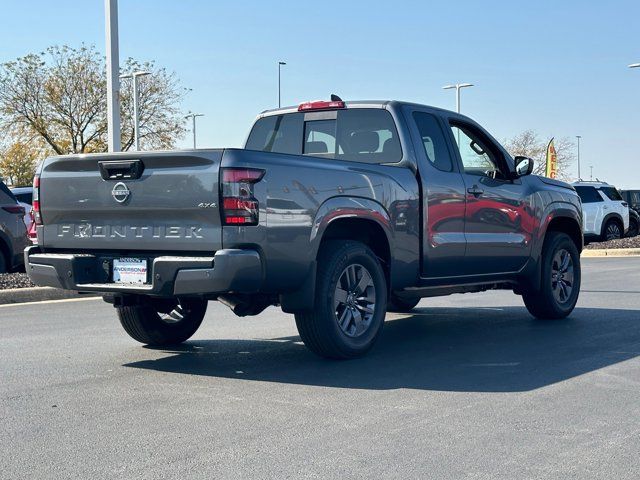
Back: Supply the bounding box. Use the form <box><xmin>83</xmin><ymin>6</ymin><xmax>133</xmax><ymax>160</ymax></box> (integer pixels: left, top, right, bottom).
<box><xmin>621</xmin><ymin>190</ymin><xmax>640</xmax><ymax>212</ymax></box>
<box><xmin>621</xmin><ymin>190</ymin><xmax>640</xmax><ymax>237</ymax></box>
<box><xmin>26</xmin><ymin>99</ymin><xmax>583</xmax><ymax>358</ymax></box>
<box><xmin>0</xmin><ymin>182</ymin><xmax>28</xmax><ymax>272</ymax></box>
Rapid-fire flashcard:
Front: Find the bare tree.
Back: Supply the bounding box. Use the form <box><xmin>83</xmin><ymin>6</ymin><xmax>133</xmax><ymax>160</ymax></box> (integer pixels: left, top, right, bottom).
<box><xmin>0</xmin><ymin>45</ymin><xmax>187</xmax><ymax>155</ymax></box>
<box><xmin>503</xmin><ymin>130</ymin><xmax>576</xmax><ymax>181</ymax></box>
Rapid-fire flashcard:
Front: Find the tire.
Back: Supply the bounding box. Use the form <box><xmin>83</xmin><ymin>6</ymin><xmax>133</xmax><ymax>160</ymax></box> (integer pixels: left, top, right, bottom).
<box><xmin>0</xmin><ymin>251</ymin><xmax>7</xmax><ymax>274</ymax></box>
<box><xmin>522</xmin><ymin>232</ymin><xmax>581</xmax><ymax>319</ymax></box>
<box><xmin>627</xmin><ymin>217</ymin><xmax>639</xmax><ymax>238</ymax></box>
<box><xmin>387</xmin><ymin>296</ymin><xmax>420</xmax><ymax>312</ymax></box>
<box><xmin>601</xmin><ymin>218</ymin><xmax>622</xmax><ymax>241</ymax></box>
<box><xmin>117</xmin><ymin>297</ymin><xmax>207</xmax><ymax>346</ymax></box>
<box><xmin>294</xmin><ymin>240</ymin><xmax>387</xmax><ymax>359</ymax></box>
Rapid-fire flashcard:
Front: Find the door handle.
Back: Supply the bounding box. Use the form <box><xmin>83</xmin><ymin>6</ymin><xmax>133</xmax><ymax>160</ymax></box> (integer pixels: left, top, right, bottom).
<box><xmin>467</xmin><ymin>186</ymin><xmax>484</xmax><ymax>197</ymax></box>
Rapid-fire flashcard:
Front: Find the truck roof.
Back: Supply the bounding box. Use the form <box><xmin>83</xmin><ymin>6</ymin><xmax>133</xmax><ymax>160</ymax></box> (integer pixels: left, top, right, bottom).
<box><xmin>258</xmin><ymin>100</ymin><xmax>471</xmax><ymax>121</ymax></box>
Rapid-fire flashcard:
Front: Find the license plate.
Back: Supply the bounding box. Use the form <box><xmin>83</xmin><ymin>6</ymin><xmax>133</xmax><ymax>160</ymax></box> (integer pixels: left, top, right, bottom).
<box><xmin>113</xmin><ymin>258</ymin><xmax>148</xmax><ymax>284</ymax></box>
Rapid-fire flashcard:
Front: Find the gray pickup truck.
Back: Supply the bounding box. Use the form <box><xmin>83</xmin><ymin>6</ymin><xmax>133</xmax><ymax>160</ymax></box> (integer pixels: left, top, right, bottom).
<box><xmin>26</xmin><ymin>99</ymin><xmax>583</xmax><ymax>358</ymax></box>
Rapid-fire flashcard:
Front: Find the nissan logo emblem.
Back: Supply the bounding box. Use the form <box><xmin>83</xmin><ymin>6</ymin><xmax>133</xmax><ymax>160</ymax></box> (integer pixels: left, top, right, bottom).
<box><xmin>111</xmin><ymin>182</ymin><xmax>131</xmax><ymax>203</ymax></box>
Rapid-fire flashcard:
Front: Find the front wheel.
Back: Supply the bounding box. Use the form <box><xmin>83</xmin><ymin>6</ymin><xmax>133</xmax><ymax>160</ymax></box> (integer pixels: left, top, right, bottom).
<box><xmin>522</xmin><ymin>232</ymin><xmax>581</xmax><ymax>319</ymax></box>
<box><xmin>294</xmin><ymin>241</ymin><xmax>387</xmax><ymax>359</ymax></box>
<box><xmin>117</xmin><ymin>297</ymin><xmax>207</xmax><ymax>346</ymax></box>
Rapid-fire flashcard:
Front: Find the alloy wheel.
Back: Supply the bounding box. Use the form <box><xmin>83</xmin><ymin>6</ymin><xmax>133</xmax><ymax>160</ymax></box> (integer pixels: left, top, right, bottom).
<box><xmin>605</xmin><ymin>222</ymin><xmax>622</xmax><ymax>240</ymax></box>
<box><xmin>333</xmin><ymin>264</ymin><xmax>376</xmax><ymax>338</ymax></box>
<box><xmin>551</xmin><ymin>248</ymin><xmax>574</xmax><ymax>304</ymax></box>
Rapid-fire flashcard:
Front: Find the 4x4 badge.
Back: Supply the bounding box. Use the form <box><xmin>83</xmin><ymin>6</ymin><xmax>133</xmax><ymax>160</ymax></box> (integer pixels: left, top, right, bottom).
<box><xmin>111</xmin><ymin>182</ymin><xmax>130</xmax><ymax>204</ymax></box>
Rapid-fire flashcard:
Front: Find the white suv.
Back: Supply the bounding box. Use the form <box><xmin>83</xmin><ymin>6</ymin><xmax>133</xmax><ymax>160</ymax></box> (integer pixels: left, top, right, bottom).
<box><xmin>572</xmin><ymin>181</ymin><xmax>629</xmax><ymax>242</ymax></box>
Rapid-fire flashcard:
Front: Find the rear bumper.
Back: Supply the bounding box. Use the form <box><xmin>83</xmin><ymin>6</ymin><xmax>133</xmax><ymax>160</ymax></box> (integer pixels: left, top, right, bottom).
<box><xmin>24</xmin><ymin>246</ymin><xmax>263</xmax><ymax>296</ymax></box>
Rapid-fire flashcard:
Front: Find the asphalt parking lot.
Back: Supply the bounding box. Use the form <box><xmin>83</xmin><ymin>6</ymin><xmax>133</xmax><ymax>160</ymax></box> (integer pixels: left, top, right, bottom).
<box><xmin>1</xmin><ymin>257</ymin><xmax>639</xmax><ymax>479</ymax></box>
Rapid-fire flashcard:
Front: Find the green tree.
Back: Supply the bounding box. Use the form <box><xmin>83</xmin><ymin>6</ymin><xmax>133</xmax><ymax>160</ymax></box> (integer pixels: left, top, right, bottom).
<box><xmin>0</xmin><ymin>140</ymin><xmax>40</xmax><ymax>186</ymax></box>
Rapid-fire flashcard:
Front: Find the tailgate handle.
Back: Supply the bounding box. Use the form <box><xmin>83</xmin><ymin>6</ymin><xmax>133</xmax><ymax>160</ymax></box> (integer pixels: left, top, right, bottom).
<box><xmin>98</xmin><ymin>160</ymin><xmax>144</xmax><ymax>180</ymax></box>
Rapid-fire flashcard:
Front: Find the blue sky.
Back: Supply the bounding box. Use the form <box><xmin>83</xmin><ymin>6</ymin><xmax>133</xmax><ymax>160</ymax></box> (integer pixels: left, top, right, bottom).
<box><xmin>1</xmin><ymin>0</ymin><xmax>639</xmax><ymax>187</ymax></box>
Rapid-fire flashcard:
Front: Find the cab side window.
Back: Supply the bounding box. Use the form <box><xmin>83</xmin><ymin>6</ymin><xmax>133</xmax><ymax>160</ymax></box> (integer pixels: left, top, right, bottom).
<box><xmin>449</xmin><ymin>123</ymin><xmax>505</xmax><ymax>179</ymax></box>
<box><xmin>412</xmin><ymin>112</ymin><xmax>453</xmax><ymax>172</ymax></box>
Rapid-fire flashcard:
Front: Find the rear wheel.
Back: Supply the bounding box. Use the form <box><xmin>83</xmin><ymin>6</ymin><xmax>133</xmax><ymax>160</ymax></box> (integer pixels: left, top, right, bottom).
<box><xmin>387</xmin><ymin>296</ymin><xmax>420</xmax><ymax>312</ymax></box>
<box><xmin>117</xmin><ymin>297</ymin><xmax>207</xmax><ymax>346</ymax></box>
<box><xmin>294</xmin><ymin>240</ymin><xmax>387</xmax><ymax>359</ymax></box>
<box><xmin>522</xmin><ymin>232</ymin><xmax>580</xmax><ymax>319</ymax></box>
<box><xmin>602</xmin><ymin>219</ymin><xmax>622</xmax><ymax>241</ymax></box>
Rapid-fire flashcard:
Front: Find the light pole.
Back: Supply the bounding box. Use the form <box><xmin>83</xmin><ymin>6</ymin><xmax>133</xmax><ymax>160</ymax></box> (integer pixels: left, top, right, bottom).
<box><xmin>105</xmin><ymin>0</ymin><xmax>121</xmax><ymax>152</ymax></box>
<box><xmin>442</xmin><ymin>83</ymin><xmax>474</xmax><ymax>113</ymax></box>
<box><xmin>278</xmin><ymin>61</ymin><xmax>286</xmax><ymax>108</ymax></box>
<box><xmin>185</xmin><ymin>113</ymin><xmax>204</xmax><ymax>149</ymax></box>
<box><xmin>629</xmin><ymin>63</ymin><xmax>640</xmax><ymax>69</ymax></box>
<box><xmin>120</xmin><ymin>71</ymin><xmax>151</xmax><ymax>151</ymax></box>
<box><xmin>575</xmin><ymin>135</ymin><xmax>582</xmax><ymax>180</ymax></box>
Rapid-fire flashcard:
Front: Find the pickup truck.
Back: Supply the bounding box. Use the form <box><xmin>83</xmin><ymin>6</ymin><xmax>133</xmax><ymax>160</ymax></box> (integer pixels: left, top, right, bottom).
<box><xmin>25</xmin><ymin>99</ymin><xmax>583</xmax><ymax>359</ymax></box>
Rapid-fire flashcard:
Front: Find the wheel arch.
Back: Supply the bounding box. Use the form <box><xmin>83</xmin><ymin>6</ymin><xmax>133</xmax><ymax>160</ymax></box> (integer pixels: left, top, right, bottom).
<box><xmin>281</xmin><ymin>197</ymin><xmax>395</xmax><ymax>314</ymax></box>
<box><xmin>521</xmin><ymin>209</ymin><xmax>583</xmax><ymax>293</ymax></box>
<box><xmin>600</xmin><ymin>213</ymin><xmax>624</xmax><ymax>238</ymax></box>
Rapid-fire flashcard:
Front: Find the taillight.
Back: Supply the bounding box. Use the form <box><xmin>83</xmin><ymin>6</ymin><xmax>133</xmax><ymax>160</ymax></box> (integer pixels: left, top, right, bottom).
<box><xmin>33</xmin><ymin>174</ymin><xmax>42</xmax><ymax>225</ymax></box>
<box><xmin>220</xmin><ymin>168</ymin><xmax>264</xmax><ymax>226</ymax></box>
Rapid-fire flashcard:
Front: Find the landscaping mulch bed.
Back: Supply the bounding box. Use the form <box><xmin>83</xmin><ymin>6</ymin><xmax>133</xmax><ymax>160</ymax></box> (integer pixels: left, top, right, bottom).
<box><xmin>0</xmin><ymin>273</ymin><xmax>35</xmax><ymax>290</ymax></box>
<box><xmin>584</xmin><ymin>236</ymin><xmax>640</xmax><ymax>250</ymax></box>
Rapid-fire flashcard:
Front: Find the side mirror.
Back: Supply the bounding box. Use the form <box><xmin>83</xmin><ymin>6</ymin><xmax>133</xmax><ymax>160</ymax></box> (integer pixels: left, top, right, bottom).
<box><xmin>513</xmin><ymin>156</ymin><xmax>534</xmax><ymax>178</ymax></box>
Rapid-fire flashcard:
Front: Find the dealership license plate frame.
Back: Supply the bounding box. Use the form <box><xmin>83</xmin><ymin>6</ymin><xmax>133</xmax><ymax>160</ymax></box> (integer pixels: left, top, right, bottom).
<box><xmin>112</xmin><ymin>258</ymin><xmax>149</xmax><ymax>284</ymax></box>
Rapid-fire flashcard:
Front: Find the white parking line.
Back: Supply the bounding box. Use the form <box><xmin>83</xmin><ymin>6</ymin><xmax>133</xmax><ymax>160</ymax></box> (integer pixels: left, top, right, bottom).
<box><xmin>0</xmin><ymin>296</ymin><xmax>101</xmax><ymax>309</ymax></box>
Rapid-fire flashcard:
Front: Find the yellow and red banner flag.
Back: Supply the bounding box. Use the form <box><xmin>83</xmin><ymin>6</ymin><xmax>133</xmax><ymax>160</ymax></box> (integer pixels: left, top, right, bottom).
<box><xmin>545</xmin><ymin>138</ymin><xmax>557</xmax><ymax>179</ymax></box>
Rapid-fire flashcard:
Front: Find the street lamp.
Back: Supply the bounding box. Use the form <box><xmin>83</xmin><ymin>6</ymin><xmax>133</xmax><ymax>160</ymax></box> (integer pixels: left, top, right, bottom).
<box><xmin>185</xmin><ymin>113</ymin><xmax>204</xmax><ymax>149</ymax></box>
<box><xmin>442</xmin><ymin>83</ymin><xmax>474</xmax><ymax>113</ymax></box>
<box><xmin>120</xmin><ymin>70</ymin><xmax>151</xmax><ymax>151</ymax></box>
<box><xmin>278</xmin><ymin>61</ymin><xmax>286</xmax><ymax>108</ymax></box>
<box><xmin>576</xmin><ymin>135</ymin><xmax>582</xmax><ymax>180</ymax></box>
<box><xmin>629</xmin><ymin>63</ymin><xmax>640</xmax><ymax>68</ymax></box>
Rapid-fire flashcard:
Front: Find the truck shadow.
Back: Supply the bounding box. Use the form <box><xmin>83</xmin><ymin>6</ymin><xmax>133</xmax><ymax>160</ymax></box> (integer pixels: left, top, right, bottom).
<box><xmin>124</xmin><ymin>306</ymin><xmax>640</xmax><ymax>392</ymax></box>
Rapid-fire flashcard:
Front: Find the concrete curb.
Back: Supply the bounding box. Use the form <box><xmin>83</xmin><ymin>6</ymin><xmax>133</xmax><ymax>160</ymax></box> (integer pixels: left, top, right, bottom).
<box><xmin>582</xmin><ymin>248</ymin><xmax>640</xmax><ymax>257</ymax></box>
<box><xmin>0</xmin><ymin>287</ymin><xmax>99</xmax><ymax>305</ymax></box>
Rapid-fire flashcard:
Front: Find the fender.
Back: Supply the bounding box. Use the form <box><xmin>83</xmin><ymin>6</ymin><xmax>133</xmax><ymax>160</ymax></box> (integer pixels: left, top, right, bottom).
<box><xmin>309</xmin><ymin>196</ymin><xmax>394</xmax><ymax>258</ymax></box>
<box><xmin>534</xmin><ymin>204</ymin><xmax>582</xmax><ymax>258</ymax></box>
<box><xmin>521</xmin><ymin>202</ymin><xmax>582</xmax><ymax>291</ymax></box>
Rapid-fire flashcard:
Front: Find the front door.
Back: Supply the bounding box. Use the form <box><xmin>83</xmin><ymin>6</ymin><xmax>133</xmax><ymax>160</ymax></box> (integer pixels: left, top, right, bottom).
<box><xmin>447</xmin><ymin>121</ymin><xmax>534</xmax><ymax>275</ymax></box>
<box><xmin>408</xmin><ymin>109</ymin><xmax>467</xmax><ymax>278</ymax></box>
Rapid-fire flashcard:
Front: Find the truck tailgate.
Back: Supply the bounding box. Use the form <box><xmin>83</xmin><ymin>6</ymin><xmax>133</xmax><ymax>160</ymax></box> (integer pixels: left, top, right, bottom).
<box><xmin>39</xmin><ymin>150</ymin><xmax>223</xmax><ymax>252</ymax></box>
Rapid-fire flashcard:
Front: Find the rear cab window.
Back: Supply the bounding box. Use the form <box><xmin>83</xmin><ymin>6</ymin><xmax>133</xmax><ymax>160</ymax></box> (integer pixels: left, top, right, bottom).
<box><xmin>246</xmin><ymin>108</ymin><xmax>402</xmax><ymax>164</ymax></box>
